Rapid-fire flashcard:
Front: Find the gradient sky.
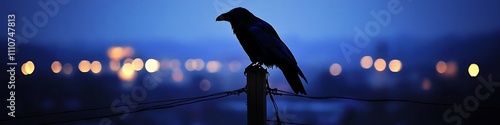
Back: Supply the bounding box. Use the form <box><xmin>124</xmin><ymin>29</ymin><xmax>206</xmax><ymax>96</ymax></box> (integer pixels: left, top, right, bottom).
<box><xmin>2</xmin><ymin>0</ymin><xmax>500</xmax><ymax>45</ymax></box>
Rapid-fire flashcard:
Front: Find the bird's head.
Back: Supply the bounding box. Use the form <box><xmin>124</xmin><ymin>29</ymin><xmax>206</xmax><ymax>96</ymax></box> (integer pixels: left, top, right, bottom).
<box><xmin>216</xmin><ymin>7</ymin><xmax>257</xmax><ymax>26</ymax></box>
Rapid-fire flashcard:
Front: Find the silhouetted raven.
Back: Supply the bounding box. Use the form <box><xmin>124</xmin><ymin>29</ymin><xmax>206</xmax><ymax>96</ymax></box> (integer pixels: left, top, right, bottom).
<box><xmin>216</xmin><ymin>7</ymin><xmax>308</xmax><ymax>95</ymax></box>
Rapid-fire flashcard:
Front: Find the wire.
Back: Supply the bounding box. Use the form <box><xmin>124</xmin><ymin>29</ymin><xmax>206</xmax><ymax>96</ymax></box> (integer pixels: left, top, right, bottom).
<box><xmin>267</xmin><ymin>82</ymin><xmax>282</xmax><ymax>125</ymax></box>
<box><xmin>273</xmin><ymin>90</ymin><xmax>500</xmax><ymax>110</ymax></box>
<box><xmin>267</xmin><ymin>119</ymin><xmax>310</xmax><ymax>125</ymax></box>
<box><xmin>0</xmin><ymin>88</ymin><xmax>245</xmax><ymax>124</ymax></box>
<box><xmin>42</xmin><ymin>94</ymin><xmax>233</xmax><ymax>125</ymax></box>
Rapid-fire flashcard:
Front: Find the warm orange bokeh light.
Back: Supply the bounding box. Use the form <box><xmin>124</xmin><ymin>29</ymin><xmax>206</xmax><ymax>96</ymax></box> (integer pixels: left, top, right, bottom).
<box><xmin>78</xmin><ymin>60</ymin><xmax>91</xmax><ymax>73</ymax></box>
<box><xmin>91</xmin><ymin>61</ymin><xmax>102</xmax><ymax>74</ymax></box>
<box><xmin>51</xmin><ymin>61</ymin><xmax>62</xmax><ymax>73</ymax></box>
<box><xmin>388</xmin><ymin>59</ymin><xmax>402</xmax><ymax>72</ymax></box>
<box><xmin>422</xmin><ymin>78</ymin><xmax>431</xmax><ymax>91</ymax></box>
<box><xmin>374</xmin><ymin>58</ymin><xmax>386</xmax><ymax>72</ymax></box>
<box><xmin>436</xmin><ymin>61</ymin><xmax>447</xmax><ymax>74</ymax></box>
<box><xmin>132</xmin><ymin>58</ymin><xmax>144</xmax><ymax>71</ymax></box>
<box><xmin>360</xmin><ymin>56</ymin><xmax>373</xmax><ymax>69</ymax></box>
<box><xmin>172</xmin><ymin>69</ymin><xmax>184</xmax><ymax>83</ymax></box>
<box><xmin>445</xmin><ymin>61</ymin><xmax>458</xmax><ymax>76</ymax></box>
<box><xmin>108</xmin><ymin>47</ymin><xmax>124</xmax><ymax>60</ymax></box>
<box><xmin>206</xmin><ymin>60</ymin><xmax>221</xmax><ymax>73</ymax></box>
<box><xmin>21</xmin><ymin>63</ymin><xmax>27</xmax><ymax>75</ymax></box>
<box><xmin>109</xmin><ymin>60</ymin><xmax>121</xmax><ymax>72</ymax></box>
<box><xmin>122</xmin><ymin>46</ymin><xmax>135</xmax><ymax>57</ymax></box>
<box><xmin>329</xmin><ymin>63</ymin><xmax>342</xmax><ymax>76</ymax></box>
<box><xmin>24</xmin><ymin>61</ymin><xmax>35</xmax><ymax>75</ymax></box>
<box><xmin>118</xmin><ymin>63</ymin><xmax>136</xmax><ymax>81</ymax></box>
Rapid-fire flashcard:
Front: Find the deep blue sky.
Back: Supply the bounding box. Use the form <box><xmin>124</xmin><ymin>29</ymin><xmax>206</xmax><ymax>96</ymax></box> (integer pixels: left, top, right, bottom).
<box><xmin>2</xmin><ymin>0</ymin><xmax>500</xmax><ymax>44</ymax></box>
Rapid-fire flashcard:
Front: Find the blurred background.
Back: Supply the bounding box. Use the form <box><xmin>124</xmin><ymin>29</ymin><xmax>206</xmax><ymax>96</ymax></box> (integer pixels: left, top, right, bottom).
<box><xmin>1</xmin><ymin>0</ymin><xmax>500</xmax><ymax>125</ymax></box>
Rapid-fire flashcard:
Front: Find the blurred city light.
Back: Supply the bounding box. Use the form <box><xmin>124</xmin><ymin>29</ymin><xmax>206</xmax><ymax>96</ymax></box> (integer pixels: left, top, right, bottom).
<box><xmin>199</xmin><ymin>79</ymin><xmax>211</xmax><ymax>91</ymax></box>
<box><xmin>172</xmin><ymin>69</ymin><xmax>184</xmax><ymax>83</ymax></box>
<box><xmin>107</xmin><ymin>47</ymin><xmax>124</xmax><ymax>60</ymax></box>
<box><xmin>122</xmin><ymin>46</ymin><xmax>135</xmax><ymax>57</ymax></box>
<box><xmin>388</xmin><ymin>59</ymin><xmax>402</xmax><ymax>72</ymax></box>
<box><xmin>25</xmin><ymin>61</ymin><xmax>35</xmax><ymax>75</ymax></box>
<box><xmin>468</xmin><ymin>63</ymin><xmax>479</xmax><ymax>77</ymax></box>
<box><xmin>124</xmin><ymin>58</ymin><xmax>133</xmax><ymax>64</ymax></box>
<box><xmin>170</xmin><ymin>59</ymin><xmax>181</xmax><ymax>70</ymax></box>
<box><xmin>329</xmin><ymin>63</ymin><xmax>342</xmax><ymax>76</ymax></box>
<box><xmin>444</xmin><ymin>61</ymin><xmax>458</xmax><ymax>77</ymax></box>
<box><xmin>78</xmin><ymin>60</ymin><xmax>91</xmax><ymax>73</ymax></box>
<box><xmin>21</xmin><ymin>63</ymin><xmax>27</xmax><ymax>75</ymax></box>
<box><xmin>118</xmin><ymin>63</ymin><xmax>136</xmax><ymax>81</ymax></box>
<box><xmin>228</xmin><ymin>61</ymin><xmax>241</xmax><ymax>72</ymax></box>
<box><xmin>145</xmin><ymin>59</ymin><xmax>160</xmax><ymax>73</ymax></box>
<box><xmin>132</xmin><ymin>58</ymin><xmax>144</xmax><ymax>71</ymax></box>
<box><xmin>374</xmin><ymin>58</ymin><xmax>386</xmax><ymax>72</ymax></box>
<box><xmin>109</xmin><ymin>60</ymin><xmax>121</xmax><ymax>72</ymax></box>
<box><xmin>206</xmin><ymin>60</ymin><xmax>222</xmax><ymax>73</ymax></box>
<box><xmin>360</xmin><ymin>56</ymin><xmax>373</xmax><ymax>69</ymax></box>
<box><xmin>51</xmin><ymin>61</ymin><xmax>62</xmax><ymax>73</ymax></box>
<box><xmin>91</xmin><ymin>61</ymin><xmax>102</xmax><ymax>74</ymax></box>
<box><xmin>63</xmin><ymin>63</ymin><xmax>73</xmax><ymax>75</ymax></box>
<box><xmin>422</xmin><ymin>78</ymin><xmax>431</xmax><ymax>91</ymax></box>
<box><xmin>436</xmin><ymin>61</ymin><xmax>447</xmax><ymax>74</ymax></box>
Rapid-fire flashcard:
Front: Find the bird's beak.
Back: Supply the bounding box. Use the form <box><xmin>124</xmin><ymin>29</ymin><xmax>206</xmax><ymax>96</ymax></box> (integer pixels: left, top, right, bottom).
<box><xmin>216</xmin><ymin>14</ymin><xmax>225</xmax><ymax>21</ymax></box>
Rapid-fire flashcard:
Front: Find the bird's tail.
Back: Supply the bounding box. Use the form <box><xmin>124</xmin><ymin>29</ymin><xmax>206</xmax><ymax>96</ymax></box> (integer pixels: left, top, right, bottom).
<box><xmin>279</xmin><ymin>64</ymin><xmax>307</xmax><ymax>95</ymax></box>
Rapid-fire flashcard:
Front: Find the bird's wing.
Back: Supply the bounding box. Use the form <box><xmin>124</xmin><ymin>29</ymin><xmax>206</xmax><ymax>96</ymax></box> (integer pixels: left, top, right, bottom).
<box><xmin>248</xmin><ymin>22</ymin><xmax>298</xmax><ymax>65</ymax></box>
<box><xmin>248</xmin><ymin>22</ymin><xmax>308</xmax><ymax>84</ymax></box>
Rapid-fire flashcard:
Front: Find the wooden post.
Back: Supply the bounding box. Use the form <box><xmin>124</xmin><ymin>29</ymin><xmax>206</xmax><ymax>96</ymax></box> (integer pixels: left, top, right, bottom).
<box><xmin>246</xmin><ymin>65</ymin><xmax>267</xmax><ymax>125</ymax></box>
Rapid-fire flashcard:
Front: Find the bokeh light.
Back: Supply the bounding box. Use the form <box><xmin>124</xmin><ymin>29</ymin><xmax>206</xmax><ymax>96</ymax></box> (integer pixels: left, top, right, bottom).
<box><xmin>51</xmin><ymin>61</ymin><xmax>62</xmax><ymax>73</ymax></box>
<box><xmin>228</xmin><ymin>61</ymin><xmax>241</xmax><ymax>72</ymax></box>
<box><xmin>206</xmin><ymin>60</ymin><xmax>222</xmax><ymax>73</ymax></box>
<box><xmin>329</xmin><ymin>63</ymin><xmax>342</xmax><ymax>76</ymax></box>
<box><xmin>107</xmin><ymin>47</ymin><xmax>124</xmax><ymax>60</ymax></box>
<box><xmin>124</xmin><ymin>58</ymin><xmax>133</xmax><ymax>64</ymax></box>
<box><xmin>199</xmin><ymin>79</ymin><xmax>211</xmax><ymax>91</ymax></box>
<box><xmin>21</xmin><ymin>63</ymin><xmax>27</xmax><ymax>75</ymax></box>
<box><xmin>185</xmin><ymin>59</ymin><xmax>205</xmax><ymax>71</ymax></box>
<box><xmin>172</xmin><ymin>69</ymin><xmax>184</xmax><ymax>83</ymax></box>
<box><xmin>78</xmin><ymin>60</ymin><xmax>91</xmax><ymax>73</ymax></box>
<box><xmin>25</xmin><ymin>61</ymin><xmax>35</xmax><ymax>75</ymax></box>
<box><xmin>91</xmin><ymin>61</ymin><xmax>102</xmax><ymax>74</ymax></box>
<box><xmin>468</xmin><ymin>63</ymin><xmax>479</xmax><ymax>77</ymax></box>
<box><xmin>109</xmin><ymin>60</ymin><xmax>121</xmax><ymax>72</ymax></box>
<box><xmin>422</xmin><ymin>78</ymin><xmax>431</xmax><ymax>91</ymax></box>
<box><xmin>132</xmin><ymin>58</ymin><xmax>144</xmax><ymax>71</ymax></box>
<box><xmin>145</xmin><ymin>59</ymin><xmax>160</xmax><ymax>73</ymax></box>
<box><xmin>118</xmin><ymin>63</ymin><xmax>136</xmax><ymax>81</ymax></box>
<box><xmin>374</xmin><ymin>58</ymin><xmax>386</xmax><ymax>72</ymax></box>
<box><xmin>388</xmin><ymin>59</ymin><xmax>402</xmax><ymax>72</ymax></box>
<box><xmin>170</xmin><ymin>59</ymin><xmax>181</xmax><ymax>70</ymax></box>
<box><xmin>63</xmin><ymin>63</ymin><xmax>73</xmax><ymax>75</ymax></box>
<box><xmin>436</xmin><ymin>61</ymin><xmax>447</xmax><ymax>74</ymax></box>
<box><xmin>445</xmin><ymin>61</ymin><xmax>458</xmax><ymax>76</ymax></box>
<box><xmin>122</xmin><ymin>46</ymin><xmax>135</xmax><ymax>57</ymax></box>
<box><xmin>360</xmin><ymin>56</ymin><xmax>373</xmax><ymax>69</ymax></box>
